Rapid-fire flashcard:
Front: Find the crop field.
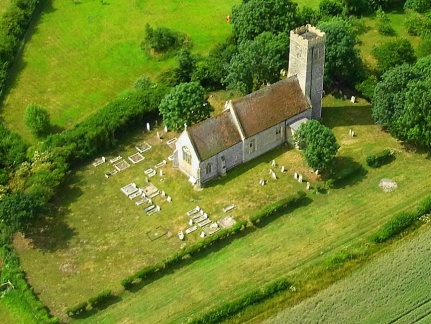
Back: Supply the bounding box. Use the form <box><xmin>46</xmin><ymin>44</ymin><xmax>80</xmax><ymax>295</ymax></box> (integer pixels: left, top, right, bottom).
<box><xmin>264</xmin><ymin>224</ymin><xmax>431</xmax><ymax>324</ymax></box>
<box><xmin>0</xmin><ymin>0</ymin><xmax>239</xmax><ymax>141</ymax></box>
<box><xmin>13</xmin><ymin>95</ymin><xmax>431</xmax><ymax>322</ymax></box>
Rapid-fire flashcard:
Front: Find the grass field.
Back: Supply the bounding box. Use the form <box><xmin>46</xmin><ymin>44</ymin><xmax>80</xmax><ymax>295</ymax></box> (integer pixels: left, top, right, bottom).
<box><xmin>0</xmin><ymin>0</ymin><xmax>11</xmax><ymax>15</ymax></box>
<box><xmin>13</xmin><ymin>95</ymin><xmax>431</xmax><ymax>322</ymax></box>
<box><xmin>0</xmin><ymin>0</ymin><xmax>239</xmax><ymax>141</ymax></box>
<box><xmin>264</xmin><ymin>224</ymin><xmax>431</xmax><ymax>324</ymax></box>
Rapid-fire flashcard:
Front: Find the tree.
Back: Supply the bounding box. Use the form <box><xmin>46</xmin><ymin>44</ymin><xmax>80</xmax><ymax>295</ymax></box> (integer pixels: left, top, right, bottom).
<box><xmin>372</xmin><ymin>38</ymin><xmax>416</xmax><ymax>74</ymax></box>
<box><xmin>319</xmin><ymin>0</ymin><xmax>345</xmax><ymax>18</ymax></box>
<box><xmin>175</xmin><ymin>49</ymin><xmax>196</xmax><ymax>83</ymax></box>
<box><xmin>376</xmin><ymin>8</ymin><xmax>395</xmax><ymax>36</ymax></box>
<box><xmin>294</xmin><ymin>120</ymin><xmax>339</xmax><ymax>171</ymax></box>
<box><xmin>404</xmin><ymin>0</ymin><xmax>431</xmax><ymax>13</ymax></box>
<box><xmin>224</xmin><ymin>32</ymin><xmax>289</xmax><ymax>94</ymax></box>
<box><xmin>317</xmin><ymin>18</ymin><xmax>364</xmax><ymax>86</ymax></box>
<box><xmin>231</xmin><ymin>0</ymin><xmax>299</xmax><ymax>43</ymax></box>
<box><xmin>23</xmin><ymin>103</ymin><xmax>51</xmax><ymax>135</ymax></box>
<box><xmin>142</xmin><ymin>24</ymin><xmax>190</xmax><ymax>53</ymax></box>
<box><xmin>159</xmin><ymin>82</ymin><xmax>211</xmax><ymax>131</ymax></box>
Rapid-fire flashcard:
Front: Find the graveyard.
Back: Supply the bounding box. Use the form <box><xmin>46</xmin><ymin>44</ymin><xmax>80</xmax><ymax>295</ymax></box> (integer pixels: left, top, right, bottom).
<box><xmin>11</xmin><ymin>94</ymin><xmax>431</xmax><ymax>322</ymax></box>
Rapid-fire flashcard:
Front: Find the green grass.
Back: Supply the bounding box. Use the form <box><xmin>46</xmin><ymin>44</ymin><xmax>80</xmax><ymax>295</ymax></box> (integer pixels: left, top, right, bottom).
<box><xmin>0</xmin><ymin>290</ymin><xmax>38</xmax><ymax>324</ymax></box>
<box><xmin>14</xmin><ymin>96</ymin><xmax>431</xmax><ymax>322</ymax></box>
<box><xmin>0</xmin><ymin>0</ymin><xmax>11</xmax><ymax>15</ymax></box>
<box><xmin>263</xmin><ymin>224</ymin><xmax>431</xmax><ymax>323</ymax></box>
<box><xmin>0</xmin><ymin>0</ymin><xmax>239</xmax><ymax>142</ymax></box>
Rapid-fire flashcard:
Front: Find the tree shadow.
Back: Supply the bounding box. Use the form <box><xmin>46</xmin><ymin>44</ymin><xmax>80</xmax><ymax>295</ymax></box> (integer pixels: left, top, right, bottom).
<box><xmin>322</xmin><ymin>104</ymin><xmax>375</xmax><ymax>128</ymax></box>
<box><xmin>329</xmin><ymin>157</ymin><xmax>368</xmax><ymax>189</ymax></box>
<box><xmin>401</xmin><ymin>142</ymin><xmax>431</xmax><ymax>159</ymax></box>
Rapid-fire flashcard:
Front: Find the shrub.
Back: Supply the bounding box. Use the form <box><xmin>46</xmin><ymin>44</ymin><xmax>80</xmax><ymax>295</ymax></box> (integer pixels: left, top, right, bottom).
<box><xmin>23</xmin><ymin>103</ymin><xmax>51</xmax><ymax>135</ymax></box>
<box><xmin>372</xmin><ymin>211</ymin><xmax>419</xmax><ymax>243</ymax></box>
<box><xmin>88</xmin><ymin>289</ymin><xmax>112</xmax><ymax>308</ymax></box>
<box><xmin>376</xmin><ymin>8</ymin><xmax>395</xmax><ymax>36</ymax></box>
<box><xmin>249</xmin><ymin>191</ymin><xmax>306</xmax><ymax>225</ymax></box>
<box><xmin>417</xmin><ymin>195</ymin><xmax>431</xmax><ymax>216</ymax></box>
<box><xmin>120</xmin><ymin>276</ymin><xmax>135</xmax><ymax>289</ymax></box>
<box><xmin>191</xmin><ymin>278</ymin><xmax>292</xmax><ymax>324</ymax></box>
<box><xmin>143</xmin><ymin>23</ymin><xmax>191</xmax><ymax>53</ymax></box>
<box><xmin>366</xmin><ymin>149</ymin><xmax>392</xmax><ymax>167</ymax></box>
<box><xmin>328</xmin><ymin>162</ymin><xmax>364</xmax><ymax>187</ymax></box>
<box><xmin>66</xmin><ymin>301</ymin><xmax>88</xmax><ymax>317</ymax></box>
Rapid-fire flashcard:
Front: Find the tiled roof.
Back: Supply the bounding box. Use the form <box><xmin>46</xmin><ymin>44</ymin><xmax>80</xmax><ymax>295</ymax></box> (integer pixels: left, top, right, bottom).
<box><xmin>187</xmin><ymin>110</ymin><xmax>242</xmax><ymax>161</ymax></box>
<box><xmin>231</xmin><ymin>76</ymin><xmax>310</xmax><ymax>138</ymax></box>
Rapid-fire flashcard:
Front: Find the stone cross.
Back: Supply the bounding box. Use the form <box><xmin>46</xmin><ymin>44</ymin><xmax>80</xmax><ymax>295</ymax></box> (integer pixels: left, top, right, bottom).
<box><xmin>146</xmin><ymin>122</ymin><xmax>150</xmax><ymax>131</ymax></box>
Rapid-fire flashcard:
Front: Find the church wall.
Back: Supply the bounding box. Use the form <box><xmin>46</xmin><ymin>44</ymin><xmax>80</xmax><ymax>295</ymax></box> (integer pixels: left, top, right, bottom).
<box><xmin>243</xmin><ymin>121</ymin><xmax>286</xmax><ymax>163</ymax></box>
<box><xmin>285</xmin><ymin>110</ymin><xmax>312</xmax><ymax>144</ymax></box>
<box><xmin>176</xmin><ymin>131</ymin><xmax>200</xmax><ymax>180</ymax></box>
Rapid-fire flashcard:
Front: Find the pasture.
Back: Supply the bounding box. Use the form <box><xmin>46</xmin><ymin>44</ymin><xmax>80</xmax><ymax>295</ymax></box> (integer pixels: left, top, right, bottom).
<box><xmin>14</xmin><ymin>95</ymin><xmax>431</xmax><ymax>322</ymax></box>
<box><xmin>0</xmin><ymin>0</ymin><xmax>239</xmax><ymax>141</ymax></box>
<box><xmin>264</xmin><ymin>225</ymin><xmax>431</xmax><ymax>324</ymax></box>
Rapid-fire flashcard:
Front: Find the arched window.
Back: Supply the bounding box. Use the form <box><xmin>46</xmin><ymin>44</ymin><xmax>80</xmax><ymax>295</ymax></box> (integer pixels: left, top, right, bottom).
<box><xmin>182</xmin><ymin>146</ymin><xmax>191</xmax><ymax>164</ymax></box>
<box><xmin>206</xmin><ymin>163</ymin><xmax>212</xmax><ymax>175</ymax></box>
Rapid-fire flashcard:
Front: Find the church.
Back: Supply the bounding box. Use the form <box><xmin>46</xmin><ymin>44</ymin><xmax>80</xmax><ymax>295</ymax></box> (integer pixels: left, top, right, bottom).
<box><xmin>174</xmin><ymin>25</ymin><xmax>326</xmax><ymax>186</ymax></box>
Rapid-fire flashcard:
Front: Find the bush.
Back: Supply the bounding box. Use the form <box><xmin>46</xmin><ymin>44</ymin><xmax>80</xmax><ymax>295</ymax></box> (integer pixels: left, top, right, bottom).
<box><xmin>191</xmin><ymin>278</ymin><xmax>292</xmax><ymax>324</ymax></box>
<box><xmin>23</xmin><ymin>103</ymin><xmax>51</xmax><ymax>135</ymax></box>
<box><xmin>88</xmin><ymin>289</ymin><xmax>112</xmax><ymax>308</ymax></box>
<box><xmin>66</xmin><ymin>301</ymin><xmax>88</xmax><ymax>317</ymax></box>
<box><xmin>143</xmin><ymin>23</ymin><xmax>191</xmax><ymax>53</ymax></box>
<box><xmin>366</xmin><ymin>149</ymin><xmax>392</xmax><ymax>167</ymax></box>
<box><xmin>120</xmin><ymin>276</ymin><xmax>135</xmax><ymax>289</ymax></box>
<box><xmin>417</xmin><ymin>195</ymin><xmax>431</xmax><ymax>216</ymax></box>
<box><xmin>372</xmin><ymin>211</ymin><xmax>419</xmax><ymax>243</ymax></box>
<box><xmin>328</xmin><ymin>162</ymin><xmax>364</xmax><ymax>187</ymax></box>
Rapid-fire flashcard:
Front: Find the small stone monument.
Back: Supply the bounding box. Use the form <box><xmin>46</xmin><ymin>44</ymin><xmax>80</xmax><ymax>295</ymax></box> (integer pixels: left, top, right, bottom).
<box><xmin>271</xmin><ymin>172</ymin><xmax>277</xmax><ymax>180</ymax></box>
<box><xmin>271</xmin><ymin>160</ymin><xmax>276</xmax><ymax>167</ymax></box>
<box><xmin>189</xmin><ymin>219</ymin><xmax>193</xmax><ymax>226</ymax></box>
<box><xmin>306</xmin><ymin>182</ymin><xmax>311</xmax><ymax>190</ymax></box>
<box><xmin>352</xmin><ymin>131</ymin><xmax>356</xmax><ymax>137</ymax></box>
<box><xmin>351</xmin><ymin>96</ymin><xmax>356</xmax><ymax>103</ymax></box>
<box><xmin>159</xmin><ymin>169</ymin><xmax>163</xmax><ymax>176</ymax></box>
<box><xmin>148</xmin><ymin>198</ymin><xmax>153</xmax><ymax>205</ymax></box>
<box><xmin>164</xmin><ymin>125</ymin><xmax>168</xmax><ymax>132</ymax></box>
<box><xmin>281</xmin><ymin>165</ymin><xmax>285</xmax><ymax>173</ymax></box>
<box><xmin>294</xmin><ymin>172</ymin><xmax>298</xmax><ymax>179</ymax></box>
<box><xmin>157</xmin><ymin>131</ymin><xmax>161</xmax><ymax>140</ymax></box>
<box><xmin>167</xmin><ymin>196</ymin><xmax>172</xmax><ymax>202</ymax></box>
<box><xmin>145</xmin><ymin>177</ymin><xmax>149</xmax><ymax>182</ymax></box>
<box><xmin>101</xmin><ymin>156</ymin><xmax>106</xmax><ymax>162</ymax></box>
<box><xmin>315</xmin><ymin>169</ymin><xmax>319</xmax><ymax>175</ymax></box>
<box><xmin>349</xmin><ymin>129</ymin><xmax>352</xmax><ymax>136</ymax></box>
<box><xmin>161</xmin><ymin>190</ymin><xmax>166</xmax><ymax>197</ymax></box>
<box><xmin>298</xmin><ymin>174</ymin><xmax>303</xmax><ymax>183</ymax></box>
<box><xmin>146</xmin><ymin>122</ymin><xmax>150</xmax><ymax>131</ymax></box>
<box><xmin>156</xmin><ymin>205</ymin><xmax>161</xmax><ymax>211</ymax></box>
<box><xmin>200</xmin><ymin>231</ymin><xmax>206</xmax><ymax>238</ymax></box>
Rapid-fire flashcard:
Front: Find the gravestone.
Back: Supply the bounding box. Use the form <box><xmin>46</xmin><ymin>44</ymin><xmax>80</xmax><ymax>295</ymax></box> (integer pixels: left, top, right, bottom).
<box><xmin>349</xmin><ymin>129</ymin><xmax>352</xmax><ymax>136</ymax></box>
<box><xmin>281</xmin><ymin>165</ymin><xmax>285</xmax><ymax>173</ymax></box>
<box><xmin>271</xmin><ymin>160</ymin><xmax>276</xmax><ymax>167</ymax></box>
<box><xmin>200</xmin><ymin>231</ymin><xmax>205</xmax><ymax>238</ymax></box>
<box><xmin>189</xmin><ymin>219</ymin><xmax>193</xmax><ymax>226</ymax></box>
<box><xmin>161</xmin><ymin>191</ymin><xmax>166</xmax><ymax>197</ymax></box>
<box><xmin>146</xmin><ymin>122</ymin><xmax>150</xmax><ymax>131</ymax></box>
<box><xmin>167</xmin><ymin>196</ymin><xmax>172</xmax><ymax>202</ymax></box>
<box><xmin>315</xmin><ymin>169</ymin><xmax>319</xmax><ymax>175</ymax></box>
<box><xmin>294</xmin><ymin>172</ymin><xmax>298</xmax><ymax>179</ymax></box>
<box><xmin>352</xmin><ymin>131</ymin><xmax>355</xmax><ymax>137</ymax></box>
<box><xmin>351</xmin><ymin>96</ymin><xmax>356</xmax><ymax>103</ymax></box>
<box><xmin>306</xmin><ymin>182</ymin><xmax>310</xmax><ymax>190</ymax></box>
<box><xmin>157</xmin><ymin>131</ymin><xmax>160</xmax><ymax>140</ymax></box>
<box><xmin>271</xmin><ymin>173</ymin><xmax>277</xmax><ymax>180</ymax></box>
<box><xmin>298</xmin><ymin>174</ymin><xmax>303</xmax><ymax>182</ymax></box>
<box><xmin>164</xmin><ymin>125</ymin><xmax>168</xmax><ymax>133</ymax></box>
<box><xmin>159</xmin><ymin>169</ymin><xmax>163</xmax><ymax>176</ymax></box>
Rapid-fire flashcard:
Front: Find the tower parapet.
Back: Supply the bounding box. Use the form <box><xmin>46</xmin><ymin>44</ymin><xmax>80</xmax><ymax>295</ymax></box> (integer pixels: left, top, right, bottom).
<box><xmin>287</xmin><ymin>24</ymin><xmax>326</xmax><ymax>119</ymax></box>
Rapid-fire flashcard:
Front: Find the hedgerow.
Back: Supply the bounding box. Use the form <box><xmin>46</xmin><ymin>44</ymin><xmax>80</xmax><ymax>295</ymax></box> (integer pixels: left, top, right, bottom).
<box><xmin>66</xmin><ymin>302</ymin><xmax>88</xmax><ymax>317</ymax></box>
<box><xmin>88</xmin><ymin>289</ymin><xmax>112</xmax><ymax>308</ymax></box>
<box><xmin>249</xmin><ymin>191</ymin><xmax>306</xmax><ymax>225</ymax></box>
<box><xmin>366</xmin><ymin>149</ymin><xmax>393</xmax><ymax>168</ymax></box>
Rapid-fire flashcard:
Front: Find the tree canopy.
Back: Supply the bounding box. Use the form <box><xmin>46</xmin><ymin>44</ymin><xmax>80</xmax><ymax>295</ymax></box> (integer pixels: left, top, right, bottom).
<box><xmin>231</xmin><ymin>0</ymin><xmax>299</xmax><ymax>43</ymax></box>
<box><xmin>372</xmin><ymin>56</ymin><xmax>431</xmax><ymax>148</ymax></box>
<box><xmin>23</xmin><ymin>103</ymin><xmax>51</xmax><ymax>135</ymax></box>
<box><xmin>224</xmin><ymin>32</ymin><xmax>288</xmax><ymax>94</ymax></box>
<box><xmin>159</xmin><ymin>82</ymin><xmax>211</xmax><ymax>131</ymax></box>
<box><xmin>372</xmin><ymin>38</ymin><xmax>416</xmax><ymax>75</ymax></box>
<box><xmin>294</xmin><ymin>120</ymin><xmax>339</xmax><ymax>171</ymax></box>
<box><xmin>317</xmin><ymin>18</ymin><xmax>364</xmax><ymax>86</ymax></box>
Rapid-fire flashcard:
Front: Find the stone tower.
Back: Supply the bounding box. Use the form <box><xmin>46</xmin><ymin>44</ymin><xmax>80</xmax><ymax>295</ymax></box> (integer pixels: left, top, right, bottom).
<box><xmin>287</xmin><ymin>25</ymin><xmax>326</xmax><ymax>119</ymax></box>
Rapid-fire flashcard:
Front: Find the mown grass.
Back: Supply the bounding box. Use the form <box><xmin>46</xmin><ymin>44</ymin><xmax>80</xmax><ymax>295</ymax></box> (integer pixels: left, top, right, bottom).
<box><xmin>263</xmin><ymin>224</ymin><xmax>431</xmax><ymax>324</ymax></box>
<box><xmin>0</xmin><ymin>290</ymin><xmax>38</xmax><ymax>324</ymax></box>
<box><xmin>14</xmin><ymin>95</ymin><xmax>431</xmax><ymax>322</ymax></box>
<box><xmin>0</xmin><ymin>0</ymin><xmax>239</xmax><ymax>142</ymax></box>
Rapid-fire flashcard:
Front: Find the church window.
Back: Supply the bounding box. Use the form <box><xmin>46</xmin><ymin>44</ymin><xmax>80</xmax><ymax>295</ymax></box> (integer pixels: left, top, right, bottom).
<box><xmin>206</xmin><ymin>163</ymin><xmax>212</xmax><ymax>175</ymax></box>
<box><xmin>249</xmin><ymin>139</ymin><xmax>256</xmax><ymax>154</ymax></box>
<box><xmin>182</xmin><ymin>146</ymin><xmax>191</xmax><ymax>164</ymax></box>
<box><xmin>276</xmin><ymin>125</ymin><xmax>282</xmax><ymax>139</ymax></box>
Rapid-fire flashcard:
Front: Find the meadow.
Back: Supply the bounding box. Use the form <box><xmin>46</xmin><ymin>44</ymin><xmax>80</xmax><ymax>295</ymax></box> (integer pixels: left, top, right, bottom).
<box><xmin>0</xmin><ymin>0</ymin><xmax>239</xmax><ymax>141</ymax></box>
<box><xmin>13</xmin><ymin>95</ymin><xmax>431</xmax><ymax>322</ymax></box>
<box><xmin>264</xmin><ymin>224</ymin><xmax>431</xmax><ymax>324</ymax></box>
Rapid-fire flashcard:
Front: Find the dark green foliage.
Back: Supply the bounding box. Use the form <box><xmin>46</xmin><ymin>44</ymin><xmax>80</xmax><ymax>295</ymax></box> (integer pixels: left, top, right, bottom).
<box><xmin>224</xmin><ymin>32</ymin><xmax>289</xmax><ymax>94</ymax></box>
<box><xmin>231</xmin><ymin>0</ymin><xmax>299</xmax><ymax>43</ymax></box>
<box><xmin>376</xmin><ymin>8</ymin><xmax>395</xmax><ymax>36</ymax></box>
<box><xmin>43</xmin><ymin>86</ymin><xmax>169</xmax><ymax>162</ymax></box>
<box><xmin>372</xmin><ymin>38</ymin><xmax>416</xmax><ymax>75</ymax></box>
<box><xmin>372</xmin><ymin>57</ymin><xmax>431</xmax><ymax>148</ymax></box>
<box><xmin>325</xmin><ymin>250</ymin><xmax>358</xmax><ymax>269</ymax></box>
<box><xmin>159</xmin><ymin>82</ymin><xmax>211</xmax><ymax>131</ymax></box>
<box><xmin>298</xmin><ymin>6</ymin><xmax>320</xmax><ymax>25</ymax></box>
<box><xmin>0</xmin><ymin>0</ymin><xmax>40</xmax><ymax>97</ymax></box>
<box><xmin>191</xmin><ymin>278</ymin><xmax>292</xmax><ymax>324</ymax></box>
<box><xmin>120</xmin><ymin>276</ymin><xmax>135</xmax><ymax>289</ymax></box>
<box><xmin>417</xmin><ymin>38</ymin><xmax>431</xmax><ymax>58</ymax></box>
<box><xmin>88</xmin><ymin>289</ymin><xmax>112</xmax><ymax>308</ymax></box>
<box><xmin>417</xmin><ymin>196</ymin><xmax>431</xmax><ymax>215</ymax></box>
<box><xmin>23</xmin><ymin>103</ymin><xmax>51</xmax><ymax>135</ymax></box>
<box><xmin>372</xmin><ymin>211</ymin><xmax>419</xmax><ymax>243</ymax></box>
<box><xmin>404</xmin><ymin>0</ymin><xmax>431</xmax><ymax>13</ymax></box>
<box><xmin>355</xmin><ymin>74</ymin><xmax>378</xmax><ymax>101</ymax></box>
<box><xmin>366</xmin><ymin>149</ymin><xmax>393</xmax><ymax>167</ymax></box>
<box><xmin>317</xmin><ymin>18</ymin><xmax>364</xmax><ymax>86</ymax></box>
<box><xmin>0</xmin><ymin>123</ymin><xmax>27</xmax><ymax>169</ymax></box>
<box><xmin>249</xmin><ymin>191</ymin><xmax>306</xmax><ymax>225</ymax></box>
<box><xmin>294</xmin><ymin>120</ymin><xmax>340</xmax><ymax>172</ymax></box>
<box><xmin>319</xmin><ymin>0</ymin><xmax>345</xmax><ymax>18</ymax></box>
<box><xmin>143</xmin><ymin>23</ymin><xmax>190</xmax><ymax>53</ymax></box>
<box><xmin>134</xmin><ymin>76</ymin><xmax>152</xmax><ymax>91</ymax></box>
<box><xmin>0</xmin><ymin>168</ymin><xmax>8</xmax><ymax>185</ymax></box>
<box><xmin>66</xmin><ymin>302</ymin><xmax>88</xmax><ymax>317</ymax></box>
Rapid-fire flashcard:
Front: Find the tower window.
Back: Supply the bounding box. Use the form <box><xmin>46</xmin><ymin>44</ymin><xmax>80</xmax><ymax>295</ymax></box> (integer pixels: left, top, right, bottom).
<box><xmin>205</xmin><ymin>163</ymin><xmax>212</xmax><ymax>175</ymax></box>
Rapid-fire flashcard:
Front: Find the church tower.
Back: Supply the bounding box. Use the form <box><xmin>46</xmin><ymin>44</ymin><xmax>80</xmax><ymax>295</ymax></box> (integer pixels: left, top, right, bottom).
<box><xmin>287</xmin><ymin>25</ymin><xmax>326</xmax><ymax>119</ymax></box>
